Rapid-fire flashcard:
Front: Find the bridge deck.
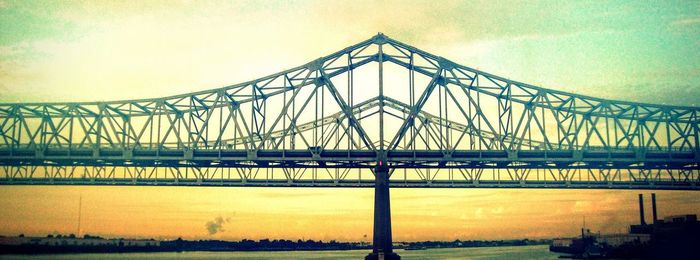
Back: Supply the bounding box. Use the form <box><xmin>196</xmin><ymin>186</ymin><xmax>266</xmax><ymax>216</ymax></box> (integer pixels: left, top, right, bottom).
<box><xmin>2</xmin><ymin>148</ymin><xmax>698</xmax><ymax>190</ymax></box>
<box><xmin>0</xmin><ymin>178</ymin><xmax>698</xmax><ymax>190</ymax></box>
<box><xmin>1</xmin><ymin>148</ymin><xmax>697</xmax><ymax>168</ymax></box>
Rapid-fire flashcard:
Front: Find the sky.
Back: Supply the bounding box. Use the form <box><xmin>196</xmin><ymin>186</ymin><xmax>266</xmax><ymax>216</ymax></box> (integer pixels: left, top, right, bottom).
<box><xmin>0</xmin><ymin>0</ymin><xmax>699</xmax><ymax>241</ymax></box>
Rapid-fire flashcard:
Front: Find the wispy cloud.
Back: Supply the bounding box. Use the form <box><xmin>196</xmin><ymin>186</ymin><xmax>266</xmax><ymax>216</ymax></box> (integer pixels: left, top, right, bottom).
<box><xmin>672</xmin><ymin>17</ymin><xmax>700</xmax><ymax>26</ymax></box>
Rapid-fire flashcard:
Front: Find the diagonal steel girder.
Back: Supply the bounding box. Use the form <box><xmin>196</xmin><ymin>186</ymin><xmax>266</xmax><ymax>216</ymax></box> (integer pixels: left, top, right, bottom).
<box><xmin>388</xmin><ymin>68</ymin><xmax>443</xmax><ymax>150</ymax></box>
<box><xmin>319</xmin><ymin>71</ymin><xmax>377</xmax><ymax>151</ymax></box>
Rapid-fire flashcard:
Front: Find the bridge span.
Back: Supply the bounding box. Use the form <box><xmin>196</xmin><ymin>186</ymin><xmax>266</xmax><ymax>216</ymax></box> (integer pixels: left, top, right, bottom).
<box><xmin>1</xmin><ymin>33</ymin><xmax>699</xmax><ymax>259</ymax></box>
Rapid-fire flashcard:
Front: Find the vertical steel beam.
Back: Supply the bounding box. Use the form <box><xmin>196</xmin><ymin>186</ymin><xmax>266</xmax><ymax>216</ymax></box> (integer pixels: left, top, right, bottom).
<box><xmin>378</xmin><ymin>41</ymin><xmax>385</xmax><ymax>150</ymax></box>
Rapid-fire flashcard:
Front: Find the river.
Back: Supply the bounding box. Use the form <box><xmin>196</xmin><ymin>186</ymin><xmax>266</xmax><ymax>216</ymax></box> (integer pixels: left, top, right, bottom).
<box><xmin>1</xmin><ymin>245</ymin><xmax>562</xmax><ymax>259</ymax></box>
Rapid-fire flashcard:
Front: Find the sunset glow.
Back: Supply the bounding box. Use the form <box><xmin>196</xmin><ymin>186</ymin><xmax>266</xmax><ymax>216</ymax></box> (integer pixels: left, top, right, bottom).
<box><xmin>1</xmin><ymin>0</ymin><xmax>699</xmax><ymax>242</ymax></box>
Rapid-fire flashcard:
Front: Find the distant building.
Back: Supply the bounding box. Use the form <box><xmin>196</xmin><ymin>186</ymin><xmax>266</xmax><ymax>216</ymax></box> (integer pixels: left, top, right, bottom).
<box><xmin>663</xmin><ymin>214</ymin><xmax>697</xmax><ymax>224</ymax></box>
<box><xmin>0</xmin><ymin>236</ymin><xmax>28</xmax><ymax>246</ymax></box>
<box><xmin>551</xmin><ymin>193</ymin><xmax>700</xmax><ymax>258</ymax></box>
<box><xmin>630</xmin><ymin>214</ymin><xmax>699</xmax><ymax>234</ymax></box>
<box><xmin>596</xmin><ymin>233</ymin><xmax>650</xmax><ymax>247</ymax></box>
<box><xmin>551</xmin><ymin>238</ymin><xmax>573</xmax><ymax>248</ymax></box>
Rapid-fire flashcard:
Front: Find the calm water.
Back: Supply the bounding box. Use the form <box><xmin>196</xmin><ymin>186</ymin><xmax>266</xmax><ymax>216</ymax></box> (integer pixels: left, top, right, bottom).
<box><xmin>1</xmin><ymin>245</ymin><xmax>561</xmax><ymax>259</ymax></box>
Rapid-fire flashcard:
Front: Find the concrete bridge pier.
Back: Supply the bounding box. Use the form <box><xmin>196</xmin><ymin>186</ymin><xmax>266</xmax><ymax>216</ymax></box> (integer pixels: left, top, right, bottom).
<box><xmin>366</xmin><ymin>165</ymin><xmax>400</xmax><ymax>260</ymax></box>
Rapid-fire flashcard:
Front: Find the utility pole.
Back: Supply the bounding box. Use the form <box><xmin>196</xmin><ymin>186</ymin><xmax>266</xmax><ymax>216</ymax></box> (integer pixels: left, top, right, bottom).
<box><xmin>77</xmin><ymin>195</ymin><xmax>82</xmax><ymax>237</ymax></box>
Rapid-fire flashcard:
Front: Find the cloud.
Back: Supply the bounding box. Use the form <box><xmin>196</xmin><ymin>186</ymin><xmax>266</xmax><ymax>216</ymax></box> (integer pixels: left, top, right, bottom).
<box><xmin>1</xmin><ymin>1</ymin><xmax>698</xmax><ymax>108</ymax></box>
<box><xmin>205</xmin><ymin>216</ymin><xmax>230</xmax><ymax>235</ymax></box>
<box><xmin>672</xmin><ymin>17</ymin><xmax>700</xmax><ymax>26</ymax></box>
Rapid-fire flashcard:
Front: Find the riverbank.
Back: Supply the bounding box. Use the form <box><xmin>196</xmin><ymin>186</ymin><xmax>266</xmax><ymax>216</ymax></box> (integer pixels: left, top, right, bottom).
<box><xmin>0</xmin><ymin>235</ymin><xmax>549</xmax><ymax>255</ymax></box>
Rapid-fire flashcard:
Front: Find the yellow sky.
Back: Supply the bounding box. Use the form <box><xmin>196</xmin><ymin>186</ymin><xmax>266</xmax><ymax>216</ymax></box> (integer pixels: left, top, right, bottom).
<box><xmin>1</xmin><ymin>1</ymin><xmax>699</xmax><ymax>241</ymax></box>
<box><xmin>0</xmin><ymin>186</ymin><xmax>698</xmax><ymax>241</ymax></box>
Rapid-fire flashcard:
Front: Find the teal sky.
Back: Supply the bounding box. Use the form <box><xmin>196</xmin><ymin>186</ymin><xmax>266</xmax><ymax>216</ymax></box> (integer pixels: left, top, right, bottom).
<box><xmin>0</xmin><ymin>0</ymin><xmax>698</xmax><ymax>105</ymax></box>
<box><xmin>0</xmin><ymin>0</ymin><xmax>699</xmax><ymax>241</ymax></box>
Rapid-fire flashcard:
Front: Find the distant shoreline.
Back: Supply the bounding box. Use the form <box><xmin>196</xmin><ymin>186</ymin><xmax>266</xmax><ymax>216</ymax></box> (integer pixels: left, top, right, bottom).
<box><xmin>0</xmin><ymin>236</ymin><xmax>550</xmax><ymax>255</ymax></box>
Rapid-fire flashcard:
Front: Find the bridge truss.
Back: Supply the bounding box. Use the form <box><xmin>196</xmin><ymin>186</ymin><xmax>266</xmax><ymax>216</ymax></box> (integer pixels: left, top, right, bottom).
<box><xmin>2</xmin><ymin>33</ymin><xmax>699</xmax><ymax>259</ymax></box>
<box><xmin>1</xmin><ymin>34</ymin><xmax>698</xmax><ymax>189</ymax></box>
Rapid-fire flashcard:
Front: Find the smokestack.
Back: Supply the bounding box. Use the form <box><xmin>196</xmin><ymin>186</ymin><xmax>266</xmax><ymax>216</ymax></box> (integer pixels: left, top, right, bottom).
<box><xmin>639</xmin><ymin>194</ymin><xmax>646</xmax><ymax>225</ymax></box>
<box><xmin>652</xmin><ymin>193</ymin><xmax>658</xmax><ymax>223</ymax></box>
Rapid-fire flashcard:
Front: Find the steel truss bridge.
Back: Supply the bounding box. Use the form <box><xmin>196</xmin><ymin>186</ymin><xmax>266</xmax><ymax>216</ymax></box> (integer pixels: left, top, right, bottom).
<box><xmin>1</xmin><ymin>33</ymin><xmax>699</xmax><ymax>259</ymax></box>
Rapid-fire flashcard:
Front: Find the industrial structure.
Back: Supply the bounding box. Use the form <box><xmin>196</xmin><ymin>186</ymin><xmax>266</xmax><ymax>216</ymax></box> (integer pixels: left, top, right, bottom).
<box><xmin>551</xmin><ymin>194</ymin><xmax>699</xmax><ymax>258</ymax></box>
<box><xmin>1</xmin><ymin>34</ymin><xmax>699</xmax><ymax>259</ymax></box>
